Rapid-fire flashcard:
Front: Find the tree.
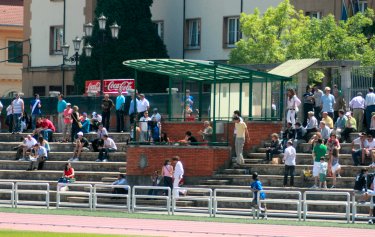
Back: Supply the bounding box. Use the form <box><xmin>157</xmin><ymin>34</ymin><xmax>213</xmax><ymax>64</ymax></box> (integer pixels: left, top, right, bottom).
<box><xmin>74</xmin><ymin>0</ymin><xmax>169</xmax><ymax>93</ymax></box>
<box><xmin>229</xmin><ymin>0</ymin><xmax>375</xmax><ymax>67</ymax></box>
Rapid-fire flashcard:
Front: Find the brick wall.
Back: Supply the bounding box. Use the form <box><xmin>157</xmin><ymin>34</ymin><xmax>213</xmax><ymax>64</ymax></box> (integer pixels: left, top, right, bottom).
<box><xmin>161</xmin><ymin>121</ymin><xmax>283</xmax><ymax>152</ymax></box>
<box><xmin>127</xmin><ymin>145</ymin><xmax>231</xmax><ymax>177</ymax></box>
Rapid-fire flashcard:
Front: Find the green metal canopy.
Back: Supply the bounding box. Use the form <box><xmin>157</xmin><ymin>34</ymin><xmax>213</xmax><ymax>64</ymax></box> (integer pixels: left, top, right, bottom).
<box><xmin>123</xmin><ymin>59</ymin><xmax>291</xmax><ymax>82</ymax></box>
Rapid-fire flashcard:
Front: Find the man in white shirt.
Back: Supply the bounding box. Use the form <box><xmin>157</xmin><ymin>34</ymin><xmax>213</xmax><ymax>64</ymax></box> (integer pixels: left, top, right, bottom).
<box><xmin>351</xmin><ymin>132</ymin><xmax>369</xmax><ymax>166</ymax></box>
<box><xmin>283</xmin><ymin>141</ymin><xmax>296</xmax><ymax>187</ymax></box>
<box><xmin>233</xmin><ymin>116</ymin><xmax>250</xmax><ymax>165</ymax></box>
<box><xmin>15</xmin><ymin>135</ymin><xmax>37</xmax><ymax>161</ymax></box>
<box><xmin>27</xmin><ymin>143</ymin><xmax>48</xmax><ymax>170</ymax></box>
<box><xmin>364</xmin><ymin>134</ymin><xmax>375</xmax><ymax>166</ymax></box>
<box><xmin>172</xmin><ymin>156</ymin><xmax>184</xmax><ymax>198</ymax></box>
<box><xmin>350</xmin><ymin>92</ymin><xmax>365</xmax><ymax>132</ymax></box>
<box><xmin>365</xmin><ymin>87</ymin><xmax>375</xmax><ymax>130</ymax></box>
<box><xmin>139</xmin><ymin>111</ymin><xmax>151</xmax><ymax>142</ymax></box>
<box><xmin>137</xmin><ymin>94</ymin><xmax>150</xmax><ymax>120</ymax></box>
<box><xmin>96</xmin><ymin>135</ymin><xmax>117</xmax><ymax>162</ymax></box>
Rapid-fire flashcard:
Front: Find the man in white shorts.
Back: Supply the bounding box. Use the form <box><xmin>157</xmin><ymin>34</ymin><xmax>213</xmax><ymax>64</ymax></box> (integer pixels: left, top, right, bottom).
<box><xmin>311</xmin><ymin>139</ymin><xmax>327</xmax><ymax>189</ymax></box>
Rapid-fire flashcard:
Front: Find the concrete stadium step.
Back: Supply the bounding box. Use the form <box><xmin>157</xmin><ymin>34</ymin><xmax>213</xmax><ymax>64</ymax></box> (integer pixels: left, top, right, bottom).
<box><xmin>0</xmin><ymin>160</ymin><xmax>126</xmax><ymax>172</ymax></box>
<box><xmin>0</xmin><ymin>170</ymin><xmax>123</xmax><ymax>182</ymax></box>
<box><xmin>228</xmin><ymin>164</ymin><xmax>368</xmax><ymax>177</ymax></box>
<box><xmin>211</xmin><ymin>174</ymin><xmax>355</xmax><ymax>188</ymax></box>
<box><xmin>199</xmin><ymin>179</ymin><xmax>231</xmax><ymax>185</ymax></box>
<box><xmin>0</xmin><ymin>142</ymin><xmax>128</xmax><ymax>152</ymax></box>
<box><xmin>0</xmin><ymin>151</ymin><xmax>127</xmax><ymax>162</ymax></box>
<box><xmin>246</xmin><ymin>153</ymin><xmax>359</xmax><ymax>166</ymax></box>
<box><xmin>0</xmin><ymin>132</ymin><xmax>130</xmax><ymax>142</ymax></box>
<box><xmin>297</xmin><ymin>143</ymin><xmax>358</xmax><ymax>154</ymax></box>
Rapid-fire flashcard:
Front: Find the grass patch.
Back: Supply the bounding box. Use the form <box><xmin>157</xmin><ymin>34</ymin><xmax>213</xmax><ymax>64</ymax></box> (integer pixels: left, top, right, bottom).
<box><xmin>0</xmin><ymin>207</ymin><xmax>374</xmax><ymax>229</ymax></box>
<box><xmin>0</xmin><ymin>229</ymin><xmax>146</xmax><ymax>237</ymax></box>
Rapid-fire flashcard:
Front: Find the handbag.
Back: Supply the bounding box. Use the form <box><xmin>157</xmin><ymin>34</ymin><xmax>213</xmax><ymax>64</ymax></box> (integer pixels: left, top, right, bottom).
<box><xmin>72</xmin><ymin>113</ymin><xmax>83</xmax><ymax>128</ymax></box>
<box><xmin>58</xmin><ymin>177</ymin><xmax>68</xmax><ymax>183</ymax></box>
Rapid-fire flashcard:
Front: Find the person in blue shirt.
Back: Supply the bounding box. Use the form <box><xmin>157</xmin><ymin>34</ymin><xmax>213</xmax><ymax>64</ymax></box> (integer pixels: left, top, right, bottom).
<box><xmin>57</xmin><ymin>94</ymin><xmax>67</xmax><ymax>133</ymax></box>
<box><xmin>80</xmin><ymin>112</ymin><xmax>90</xmax><ymax>134</ymax></box>
<box><xmin>30</xmin><ymin>94</ymin><xmax>42</xmax><ymax>130</ymax></box>
<box><xmin>250</xmin><ymin>172</ymin><xmax>266</xmax><ymax>212</ymax></box>
<box><xmin>115</xmin><ymin>89</ymin><xmax>126</xmax><ymax>132</ymax></box>
<box><xmin>321</xmin><ymin>87</ymin><xmax>335</xmax><ymax>119</ymax></box>
<box><xmin>112</xmin><ymin>174</ymin><xmax>129</xmax><ymax>196</ymax></box>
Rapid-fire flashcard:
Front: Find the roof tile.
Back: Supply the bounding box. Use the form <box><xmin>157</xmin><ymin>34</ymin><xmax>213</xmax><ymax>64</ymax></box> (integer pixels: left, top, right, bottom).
<box><xmin>0</xmin><ymin>5</ymin><xmax>23</xmax><ymax>26</ymax></box>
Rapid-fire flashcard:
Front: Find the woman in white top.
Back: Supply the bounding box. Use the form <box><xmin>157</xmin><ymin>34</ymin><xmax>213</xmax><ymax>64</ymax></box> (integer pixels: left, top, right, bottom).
<box><xmin>161</xmin><ymin>159</ymin><xmax>173</xmax><ymax>193</ymax></box>
<box><xmin>286</xmin><ymin>89</ymin><xmax>301</xmax><ymax>127</ymax></box>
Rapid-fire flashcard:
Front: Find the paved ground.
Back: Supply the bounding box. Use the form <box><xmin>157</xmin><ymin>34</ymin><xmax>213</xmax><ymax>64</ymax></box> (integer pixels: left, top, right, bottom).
<box><xmin>0</xmin><ymin>212</ymin><xmax>372</xmax><ymax>237</ymax></box>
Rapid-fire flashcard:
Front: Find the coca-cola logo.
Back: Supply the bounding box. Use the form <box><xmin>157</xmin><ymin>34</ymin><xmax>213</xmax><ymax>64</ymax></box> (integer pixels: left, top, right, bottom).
<box><xmin>86</xmin><ymin>82</ymin><xmax>100</xmax><ymax>92</ymax></box>
<box><xmin>105</xmin><ymin>81</ymin><xmax>134</xmax><ymax>92</ymax></box>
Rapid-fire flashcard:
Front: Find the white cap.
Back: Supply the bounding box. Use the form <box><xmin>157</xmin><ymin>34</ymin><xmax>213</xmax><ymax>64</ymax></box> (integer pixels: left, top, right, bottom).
<box><xmin>77</xmin><ymin>132</ymin><xmax>83</xmax><ymax>136</ymax></box>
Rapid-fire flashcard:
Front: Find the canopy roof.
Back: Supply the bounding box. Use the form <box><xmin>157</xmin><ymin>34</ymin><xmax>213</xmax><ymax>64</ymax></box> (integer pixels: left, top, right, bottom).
<box><xmin>268</xmin><ymin>59</ymin><xmax>320</xmax><ymax>77</ymax></box>
<box><xmin>123</xmin><ymin>59</ymin><xmax>291</xmax><ymax>82</ymax></box>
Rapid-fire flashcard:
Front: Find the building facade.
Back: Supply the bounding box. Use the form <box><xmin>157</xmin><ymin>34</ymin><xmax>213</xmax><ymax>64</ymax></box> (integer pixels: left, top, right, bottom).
<box><xmin>21</xmin><ymin>0</ymin><xmax>374</xmax><ymax>97</ymax></box>
<box><xmin>0</xmin><ymin>0</ymin><xmax>23</xmax><ymax>97</ymax></box>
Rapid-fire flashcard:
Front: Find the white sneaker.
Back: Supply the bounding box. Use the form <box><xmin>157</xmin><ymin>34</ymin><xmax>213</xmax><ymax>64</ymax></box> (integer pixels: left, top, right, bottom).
<box><xmin>68</xmin><ymin>157</ymin><xmax>74</xmax><ymax>162</ymax></box>
<box><xmin>102</xmin><ymin>159</ymin><xmax>108</xmax><ymax>162</ymax></box>
<box><xmin>18</xmin><ymin>157</ymin><xmax>26</xmax><ymax>161</ymax></box>
<box><xmin>95</xmin><ymin>159</ymin><xmax>101</xmax><ymax>162</ymax></box>
<box><xmin>368</xmin><ymin>219</ymin><xmax>373</xmax><ymax>224</ymax></box>
<box><xmin>310</xmin><ymin>185</ymin><xmax>318</xmax><ymax>189</ymax></box>
<box><xmin>370</xmin><ymin>162</ymin><xmax>375</xmax><ymax>168</ymax></box>
<box><xmin>73</xmin><ymin>158</ymin><xmax>79</xmax><ymax>162</ymax></box>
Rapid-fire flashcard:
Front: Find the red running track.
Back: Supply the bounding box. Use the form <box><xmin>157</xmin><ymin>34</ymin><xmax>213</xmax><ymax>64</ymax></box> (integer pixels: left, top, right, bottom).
<box><xmin>0</xmin><ymin>212</ymin><xmax>372</xmax><ymax>237</ymax></box>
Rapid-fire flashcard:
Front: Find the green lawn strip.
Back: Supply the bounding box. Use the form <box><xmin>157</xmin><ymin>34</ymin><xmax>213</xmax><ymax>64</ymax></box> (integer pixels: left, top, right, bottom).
<box><xmin>0</xmin><ymin>207</ymin><xmax>373</xmax><ymax>230</ymax></box>
<box><xmin>0</xmin><ymin>229</ymin><xmax>148</xmax><ymax>237</ymax></box>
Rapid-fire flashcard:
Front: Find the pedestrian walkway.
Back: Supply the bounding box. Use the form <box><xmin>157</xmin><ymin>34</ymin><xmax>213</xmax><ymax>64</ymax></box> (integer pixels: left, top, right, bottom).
<box><xmin>0</xmin><ymin>212</ymin><xmax>373</xmax><ymax>237</ymax></box>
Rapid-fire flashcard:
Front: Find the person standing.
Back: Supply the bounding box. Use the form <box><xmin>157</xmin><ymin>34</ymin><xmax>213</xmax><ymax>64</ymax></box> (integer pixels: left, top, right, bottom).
<box><xmin>0</xmin><ymin>100</ymin><xmax>3</xmax><ymax>131</ymax></box>
<box><xmin>137</xmin><ymin>94</ymin><xmax>150</xmax><ymax>120</ymax></box>
<box><xmin>172</xmin><ymin>156</ymin><xmax>184</xmax><ymax>198</ymax></box>
<box><xmin>11</xmin><ymin>93</ymin><xmax>24</xmax><ymax>134</ymax></box>
<box><xmin>233</xmin><ymin>116</ymin><xmax>250</xmax><ymax>165</ymax></box>
<box><xmin>349</xmin><ymin>92</ymin><xmax>365</xmax><ymax>132</ymax></box>
<box><xmin>129</xmin><ymin>93</ymin><xmax>139</xmax><ymax>125</ymax></box>
<box><xmin>365</xmin><ymin>87</ymin><xmax>375</xmax><ymax>131</ymax></box>
<box><xmin>57</xmin><ymin>94</ymin><xmax>67</xmax><ymax>133</ymax></box>
<box><xmin>286</xmin><ymin>88</ymin><xmax>301</xmax><ymax>127</ymax></box>
<box><xmin>302</xmin><ymin>86</ymin><xmax>314</xmax><ymax>127</ymax></box>
<box><xmin>139</xmin><ymin>111</ymin><xmax>151</xmax><ymax>142</ymax></box>
<box><xmin>321</xmin><ymin>87</ymin><xmax>335</xmax><ymax>119</ymax></box>
<box><xmin>313</xmin><ymin>85</ymin><xmax>323</xmax><ymax>121</ymax></box>
<box><xmin>333</xmin><ymin>90</ymin><xmax>346</xmax><ymax>120</ymax></box>
<box><xmin>30</xmin><ymin>94</ymin><xmax>42</xmax><ymax>130</ymax></box>
<box><xmin>283</xmin><ymin>141</ymin><xmax>296</xmax><ymax>187</ymax></box>
<box><xmin>311</xmin><ymin>139</ymin><xmax>327</xmax><ymax>189</ymax></box>
<box><xmin>161</xmin><ymin>159</ymin><xmax>173</xmax><ymax>193</ymax></box>
<box><xmin>5</xmin><ymin>104</ymin><xmax>13</xmax><ymax>133</ymax></box>
<box><xmin>115</xmin><ymin>89</ymin><xmax>125</xmax><ymax>132</ymax></box>
<box><xmin>70</xmin><ymin>106</ymin><xmax>81</xmax><ymax>143</ymax></box>
<box><xmin>62</xmin><ymin>103</ymin><xmax>72</xmax><ymax>142</ymax></box>
<box><xmin>101</xmin><ymin>94</ymin><xmax>114</xmax><ymax>131</ymax></box>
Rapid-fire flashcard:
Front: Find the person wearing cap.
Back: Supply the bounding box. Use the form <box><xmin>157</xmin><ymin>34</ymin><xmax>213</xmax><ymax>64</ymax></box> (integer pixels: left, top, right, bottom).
<box><xmin>340</xmin><ymin>112</ymin><xmax>357</xmax><ymax>143</ymax></box>
<box><xmin>115</xmin><ymin>89</ymin><xmax>126</xmax><ymax>132</ymax></box>
<box><xmin>349</xmin><ymin>92</ymin><xmax>365</xmax><ymax>132</ymax></box>
<box><xmin>62</xmin><ymin>103</ymin><xmax>72</xmax><ymax>142</ymax></box>
<box><xmin>352</xmin><ymin>132</ymin><xmax>369</xmax><ymax>166</ymax></box>
<box><xmin>80</xmin><ymin>112</ymin><xmax>90</xmax><ymax>134</ymax></box>
<box><xmin>91</xmin><ymin>112</ymin><xmax>102</xmax><ymax>132</ymax></box>
<box><xmin>137</xmin><ymin>93</ymin><xmax>150</xmax><ymax>120</ymax></box>
<box><xmin>101</xmin><ymin>93</ymin><xmax>114</xmax><ymax>131</ymax></box>
<box><xmin>69</xmin><ymin>131</ymin><xmax>89</xmax><ymax>162</ymax></box>
<box><xmin>365</xmin><ymin>87</ymin><xmax>375</xmax><ymax>130</ymax></box>
<box><xmin>321</xmin><ymin>87</ymin><xmax>335</xmax><ymax>119</ymax></box>
<box><xmin>97</xmin><ymin>134</ymin><xmax>117</xmax><ymax>162</ymax></box>
<box><xmin>57</xmin><ymin>94</ymin><xmax>67</xmax><ymax>133</ymax></box>
<box><xmin>27</xmin><ymin>143</ymin><xmax>48</xmax><ymax>171</ymax></box>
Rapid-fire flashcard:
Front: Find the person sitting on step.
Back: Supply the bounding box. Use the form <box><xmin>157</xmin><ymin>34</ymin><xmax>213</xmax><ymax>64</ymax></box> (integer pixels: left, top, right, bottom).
<box><xmin>69</xmin><ymin>131</ymin><xmax>90</xmax><ymax>162</ymax></box>
<box><xmin>92</xmin><ymin>123</ymin><xmax>108</xmax><ymax>152</ymax></box>
<box><xmin>27</xmin><ymin>143</ymin><xmax>48</xmax><ymax>171</ymax></box>
<box><xmin>15</xmin><ymin>134</ymin><xmax>37</xmax><ymax>161</ymax></box>
<box><xmin>265</xmin><ymin>133</ymin><xmax>282</xmax><ymax>162</ymax></box>
<box><xmin>96</xmin><ymin>134</ymin><xmax>117</xmax><ymax>162</ymax></box>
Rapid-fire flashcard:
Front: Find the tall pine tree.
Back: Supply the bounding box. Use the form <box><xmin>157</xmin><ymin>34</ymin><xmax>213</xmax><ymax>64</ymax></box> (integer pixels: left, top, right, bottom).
<box><xmin>74</xmin><ymin>0</ymin><xmax>169</xmax><ymax>93</ymax></box>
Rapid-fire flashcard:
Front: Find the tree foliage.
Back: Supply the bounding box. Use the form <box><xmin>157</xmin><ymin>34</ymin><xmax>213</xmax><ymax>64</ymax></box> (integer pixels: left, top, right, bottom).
<box><xmin>229</xmin><ymin>0</ymin><xmax>375</xmax><ymax>66</ymax></box>
<box><xmin>74</xmin><ymin>0</ymin><xmax>169</xmax><ymax>94</ymax></box>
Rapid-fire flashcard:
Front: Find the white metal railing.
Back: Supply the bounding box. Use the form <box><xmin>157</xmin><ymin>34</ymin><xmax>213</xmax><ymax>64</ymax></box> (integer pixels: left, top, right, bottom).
<box><xmin>172</xmin><ymin>187</ymin><xmax>212</xmax><ymax>217</ymax></box>
<box><xmin>15</xmin><ymin>182</ymin><xmax>49</xmax><ymax>209</ymax></box>
<box><xmin>56</xmin><ymin>183</ymin><xmax>93</xmax><ymax>210</ymax></box>
<box><xmin>213</xmin><ymin>189</ymin><xmax>258</xmax><ymax>219</ymax></box>
<box><xmin>132</xmin><ymin>186</ymin><xmax>171</xmax><ymax>215</ymax></box>
<box><xmin>303</xmin><ymin>191</ymin><xmax>351</xmax><ymax>223</ymax></box>
<box><xmin>352</xmin><ymin>192</ymin><xmax>375</xmax><ymax>223</ymax></box>
<box><xmin>260</xmin><ymin>190</ymin><xmax>302</xmax><ymax>221</ymax></box>
<box><xmin>0</xmin><ymin>182</ymin><xmax>15</xmax><ymax>208</ymax></box>
<box><xmin>93</xmin><ymin>184</ymin><xmax>131</xmax><ymax>212</ymax></box>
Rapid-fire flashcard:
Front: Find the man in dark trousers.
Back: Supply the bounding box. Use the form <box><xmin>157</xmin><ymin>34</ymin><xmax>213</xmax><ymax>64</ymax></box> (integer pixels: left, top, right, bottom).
<box><xmin>101</xmin><ymin>93</ymin><xmax>114</xmax><ymax>131</ymax></box>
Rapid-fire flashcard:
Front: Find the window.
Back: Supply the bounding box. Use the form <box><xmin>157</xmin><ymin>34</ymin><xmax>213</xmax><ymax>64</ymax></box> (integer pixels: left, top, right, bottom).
<box><xmin>306</xmin><ymin>11</ymin><xmax>322</xmax><ymax>19</ymax></box>
<box><xmin>223</xmin><ymin>17</ymin><xmax>240</xmax><ymax>48</ymax></box>
<box><xmin>185</xmin><ymin>19</ymin><xmax>201</xmax><ymax>49</ymax></box>
<box><xmin>33</xmin><ymin>86</ymin><xmax>46</xmax><ymax>97</ymax></box>
<box><xmin>153</xmin><ymin>21</ymin><xmax>164</xmax><ymax>41</ymax></box>
<box><xmin>359</xmin><ymin>1</ymin><xmax>368</xmax><ymax>12</ymax></box>
<box><xmin>50</xmin><ymin>26</ymin><xmax>64</xmax><ymax>54</ymax></box>
<box><xmin>7</xmin><ymin>41</ymin><xmax>23</xmax><ymax>63</ymax></box>
<box><xmin>49</xmin><ymin>86</ymin><xmax>62</xmax><ymax>94</ymax></box>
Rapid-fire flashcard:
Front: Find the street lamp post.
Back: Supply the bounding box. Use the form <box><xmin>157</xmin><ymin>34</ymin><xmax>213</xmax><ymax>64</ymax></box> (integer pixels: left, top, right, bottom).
<box><xmin>86</xmin><ymin>13</ymin><xmax>120</xmax><ymax>95</ymax></box>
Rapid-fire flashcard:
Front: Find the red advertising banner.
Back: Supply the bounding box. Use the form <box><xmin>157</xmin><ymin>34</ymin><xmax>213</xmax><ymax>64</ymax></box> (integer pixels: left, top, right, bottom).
<box><xmin>85</xmin><ymin>79</ymin><xmax>135</xmax><ymax>95</ymax></box>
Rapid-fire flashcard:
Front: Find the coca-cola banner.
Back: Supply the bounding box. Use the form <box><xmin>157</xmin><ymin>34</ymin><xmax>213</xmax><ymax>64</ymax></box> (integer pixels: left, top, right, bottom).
<box><xmin>85</xmin><ymin>79</ymin><xmax>135</xmax><ymax>95</ymax></box>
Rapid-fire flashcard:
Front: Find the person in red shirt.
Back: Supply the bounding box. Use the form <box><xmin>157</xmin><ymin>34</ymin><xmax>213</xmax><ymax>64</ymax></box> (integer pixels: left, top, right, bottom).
<box><xmin>34</xmin><ymin>117</ymin><xmax>55</xmax><ymax>142</ymax></box>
